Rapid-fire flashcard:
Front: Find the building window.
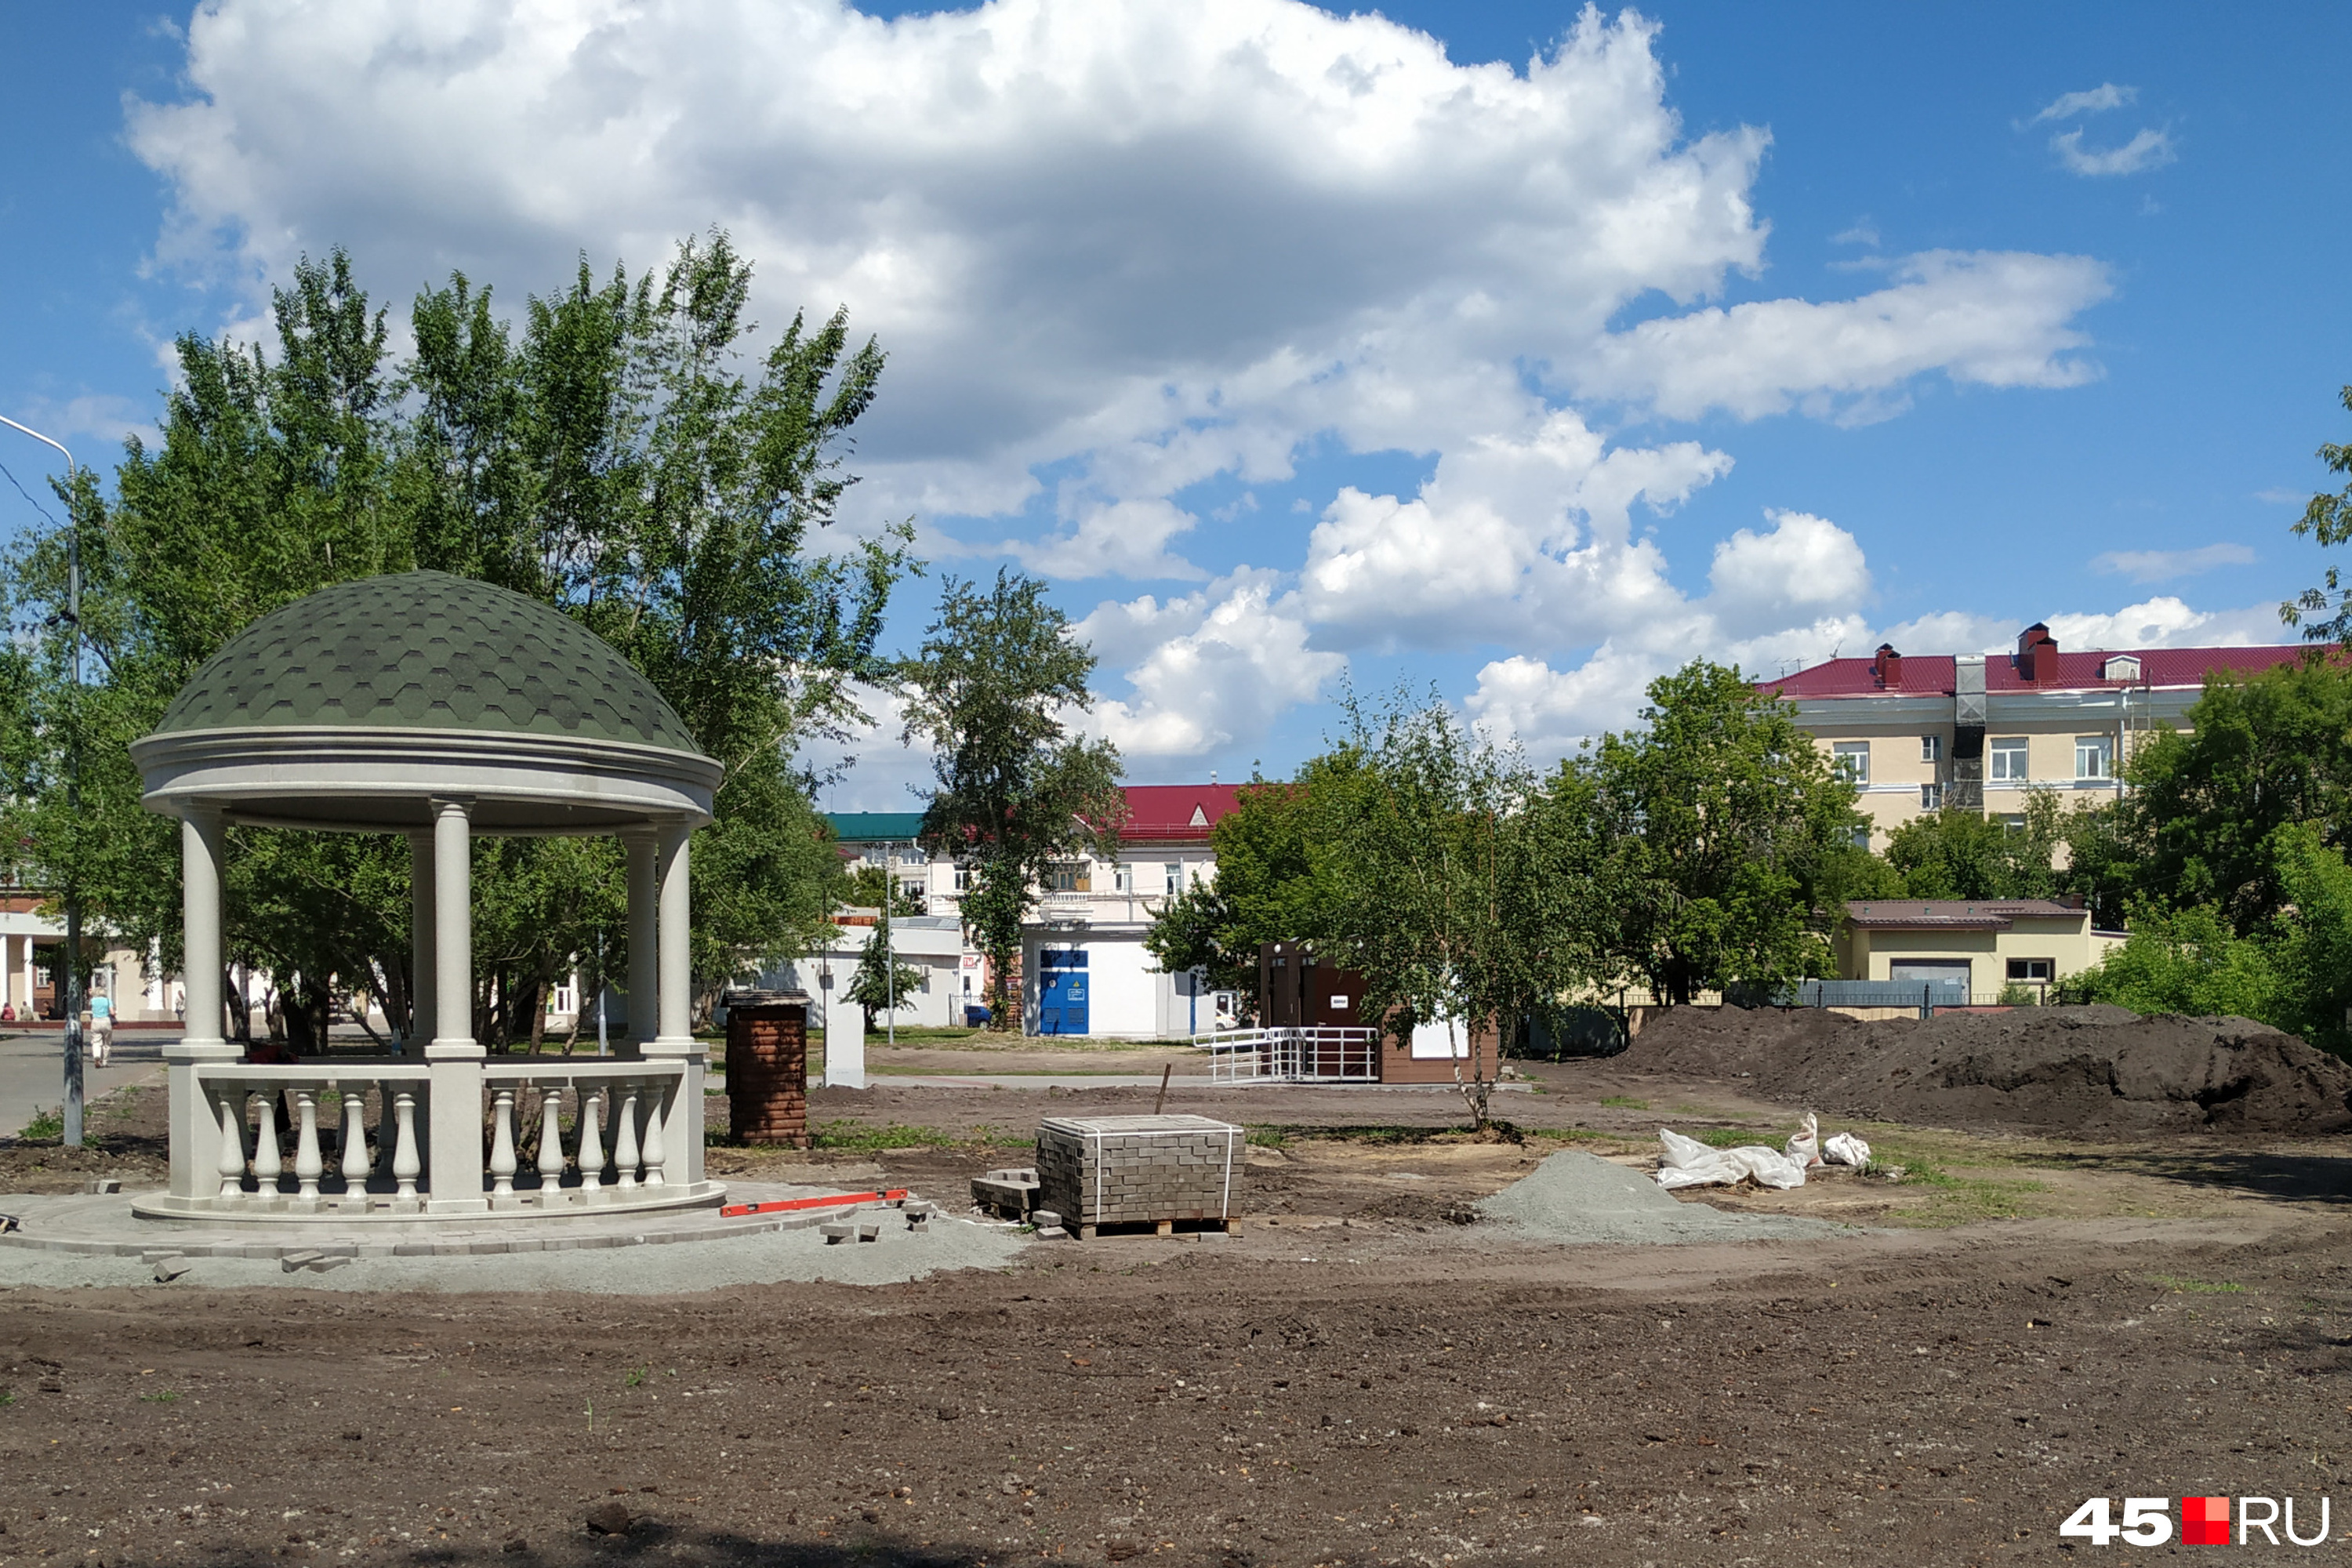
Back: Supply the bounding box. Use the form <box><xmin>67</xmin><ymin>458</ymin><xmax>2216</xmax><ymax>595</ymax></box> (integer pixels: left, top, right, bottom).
<box><xmin>1049</xmin><ymin>862</ymin><xmax>1091</xmax><ymax>893</ymax></box>
<box><xmin>1112</xmin><ymin>863</ymin><xmax>1133</xmax><ymax>894</ymax></box>
<box><xmin>953</xmin><ymin>864</ymin><xmax>972</xmax><ymax>893</ymax></box>
<box><xmin>1848</xmin><ymin>826</ymin><xmax>1871</xmax><ymax>849</ymax></box>
<box><xmin>1919</xmin><ymin>783</ymin><xmax>1942</xmax><ymax>811</ymax></box>
<box><xmin>1998</xmin><ymin>814</ymin><xmax>2027</xmax><ymax>835</ymax></box>
<box><xmin>898</xmin><ymin>878</ymin><xmax>925</xmax><ymax>906</ymax></box>
<box><xmin>2075</xmin><ymin>735</ymin><xmax>2113</xmax><ymax>780</ymax></box>
<box><xmin>1989</xmin><ymin>737</ymin><xmax>2029</xmax><ymax>782</ymax></box>
<box><xmin>2101</xmin><ymin>654</ymin><xmax>2142</xmax><ymax>682</ymax></box>
<box><xmin>2005</xmin><ymin>958</ymin><xmax>2053</xmax><ymax>983</ymax></box>
<box><xmin>1164</xmin><ymin>862</ymin><xmax>1184</xmax><ymax>898</ymax></box>
<box><xmin>1831</xmin><ymin>741</ymin><xmax>1871</xmax><ymax>785</ymax></box>
<box><xmin>1921</xmin><ymin>735</ymin><xmax>1943</xmax><ymax>764</ymax></box>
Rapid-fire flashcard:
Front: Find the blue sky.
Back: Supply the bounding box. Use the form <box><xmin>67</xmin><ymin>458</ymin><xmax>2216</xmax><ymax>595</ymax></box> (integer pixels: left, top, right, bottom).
<box><xmin>3</xmin><ymin>2</ymin><xmax>2348</xmax><ymax>808</ymax></box>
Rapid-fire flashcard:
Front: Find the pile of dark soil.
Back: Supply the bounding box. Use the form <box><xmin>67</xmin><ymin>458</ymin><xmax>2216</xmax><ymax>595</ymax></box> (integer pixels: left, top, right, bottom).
<box><xmin>1624</xmin><ymin>1003</ymin><xmax>2352</xmax><ymax>1138</ymax></box>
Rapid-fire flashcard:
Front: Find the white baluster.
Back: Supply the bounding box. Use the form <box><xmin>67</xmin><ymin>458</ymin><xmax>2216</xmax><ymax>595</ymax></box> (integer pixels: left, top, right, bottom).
<box><xmin>390</xmin><ymin>1089</ymin><xmax>421</xmax><ymax>1203</ymax></box>
<box><xmin>338</xmin><ymin>1082</ymin><xmax>371</xmax><ymax>1200</ymax></box>
<box><xmin>576</xmin><ymin>1086</ymin><xmax>607</xmax><ymax>1191</ymax></box>
<box><xmin>292</xmin><ymin>1087</ymin><xmax>323</xmax><ymax>1202</ymax></box>
<box><xmin>252</xmin><ymin>1091</ymin><xmax>283</xmax><ymax>1195</ymax></box>
<box><xmin>536</xmin><ymin>1085</ymin><xmax>566</xmax><ymax>1194</ymax></box>
<box><xmin>215</xmin><ymin>1085</ymin><xmax>248</xmax><ymax>1199</ymax></box>
<box><xmin>639</xmin><ymin>1078</ymin><xmax>667</xmax><ymax>1188</ymax></box>
<box><xmin>612</xmin><ymin>1083</ymin><xmax>641</xmax><ymax>1191</ymax></box>
<box><xmin>488</xmin><ymin>1085</ymin><xmax>517</xmax><ymax>1199</ymax></box>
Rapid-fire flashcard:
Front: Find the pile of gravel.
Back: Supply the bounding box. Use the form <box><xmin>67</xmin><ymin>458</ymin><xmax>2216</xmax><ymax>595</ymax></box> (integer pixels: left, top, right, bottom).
<box><xmin>1624</xmin><ymin>1004</ymin><xmax>2352</xmax><ymax>1138</ymax></box>
<box><xmin>1475</xmin><ymin>1151</ymin><xmax>1844</xmax><ymax>1245</ymax></box>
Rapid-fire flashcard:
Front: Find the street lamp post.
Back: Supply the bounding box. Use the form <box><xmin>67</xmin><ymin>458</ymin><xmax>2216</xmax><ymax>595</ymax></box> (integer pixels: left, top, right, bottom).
<box><xmin>0</xmin><ymin>416</ymin><xmax>83</xmax><ymax>1148</ymax></box>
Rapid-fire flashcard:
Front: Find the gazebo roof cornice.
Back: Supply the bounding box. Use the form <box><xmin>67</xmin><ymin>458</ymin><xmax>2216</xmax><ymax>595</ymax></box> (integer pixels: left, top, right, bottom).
<box><xmin>130</xmin><ymin>723</ymin><xmax>720</xmax><ymax>836</ymax></box>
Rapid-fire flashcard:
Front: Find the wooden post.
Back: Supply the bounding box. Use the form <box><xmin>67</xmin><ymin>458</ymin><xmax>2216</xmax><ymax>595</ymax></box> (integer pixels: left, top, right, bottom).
<box><xmin>1152</xmin><ymin>1062</ymin><xmax>1171</xmax><ymax>1116</ymax></box>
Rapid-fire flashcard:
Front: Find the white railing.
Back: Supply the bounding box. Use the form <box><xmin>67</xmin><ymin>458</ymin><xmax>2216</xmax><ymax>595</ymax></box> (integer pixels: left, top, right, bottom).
<box><xmin>1197</xmin><ymin>1027</ymin><xmax>1380</xmax><ymax>1083</ymax></box>
<box><xmin>191</xmin><ymin>1058</ymin><xmax>684</xmax><ymax>1212</ymax></box>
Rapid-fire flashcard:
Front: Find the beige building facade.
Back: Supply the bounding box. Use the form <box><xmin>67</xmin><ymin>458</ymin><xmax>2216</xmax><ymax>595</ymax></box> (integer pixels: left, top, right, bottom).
<box><xmin>1762</xmin><ymin>626</ymin><xmax>2309</xmax><ymax>848</ymax></box>
<box><xmin>1834</xmin><ymin>898</ymin><xmax>2125</xmax><ymax>997</ymax></box>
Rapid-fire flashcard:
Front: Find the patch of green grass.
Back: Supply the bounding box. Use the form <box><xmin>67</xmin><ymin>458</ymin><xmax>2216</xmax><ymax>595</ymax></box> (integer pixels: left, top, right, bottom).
<box><xmin>17</xmin><ymin>1107</ymin><xmax>62</xmax><ymax>1141</ymax></box>
<box><xmin>1526</xmin><ymin>1127</ymin><xmax>1606</xmax><ymax>1143</ymax></box>
<box><xmin>140</xmin><ymin>1389</ymin><xmax>180</xmax><ymax>1403</ymax></box>
<box><xmin>2146</xmin><ymin>1274</ymin><xmax>2246</xmax><ymax>1295</ymax></box>
<box><xmin>623</xmin><ymin>1365</ymin><xmax>649</xmax><ymax>1388</ymax></box>
<box><xmin>1870</xmin><ymin>1148</ymin><xmax>2052</xmax><ymax>1225</ymax></box>
<box><xmin>1244</xmin><ymin>1125</ymin><xmax>1287</xmax><ymax>1148</ymax></box>
<box><xmin>1598</xmin><ymin>1095</ymin><xmax>1650</xmax><ymax>1110</ymax></box>
<box><xmin>809</xmin><ymin>1120</ymin><xmax>965</xmax><ymax>1152</ymax></box>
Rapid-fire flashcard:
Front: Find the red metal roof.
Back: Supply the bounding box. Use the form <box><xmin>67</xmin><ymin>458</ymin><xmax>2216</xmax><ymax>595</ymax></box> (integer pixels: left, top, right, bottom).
<box><xmin>1117</xmin><ymin>783</ymin><xmax>1247</xmax><ymax>843</ymax></box>
<box><xmin>1762</xmin><ymin>644</ymin><xmax>2311</xmax><ymax>700</ymax></box>
<box><xmin>1846</xmin><ymin>899</ymin><xmax>2085</xmax><ymax>931</ymax></box>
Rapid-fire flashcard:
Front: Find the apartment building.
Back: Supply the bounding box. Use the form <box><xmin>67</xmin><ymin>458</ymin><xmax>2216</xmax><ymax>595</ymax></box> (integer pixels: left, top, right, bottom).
<box><xmin>1760</xmin><ymin>625</ymin><xmax>2310</xmax><ymax>844</ymax></box>
<box><xmin>823</xmin><ymin>786</ymin><xmax>1242</xmax><ymax>1038</ymax></box>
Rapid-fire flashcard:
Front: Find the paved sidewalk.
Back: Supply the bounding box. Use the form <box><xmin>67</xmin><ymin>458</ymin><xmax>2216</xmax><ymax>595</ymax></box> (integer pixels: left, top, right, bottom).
<box><xmin>0</xmin><ymin>1029</ymin><xmax>167</xmax><ymax>1138</ymax></box>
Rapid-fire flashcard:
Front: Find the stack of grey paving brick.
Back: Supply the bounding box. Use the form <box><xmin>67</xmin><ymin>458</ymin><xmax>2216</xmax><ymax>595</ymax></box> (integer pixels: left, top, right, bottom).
<box><xmin>1036</xmin><ymin>1114</ymin><xmax>1241</xmax><ymax>1238</ymax></box>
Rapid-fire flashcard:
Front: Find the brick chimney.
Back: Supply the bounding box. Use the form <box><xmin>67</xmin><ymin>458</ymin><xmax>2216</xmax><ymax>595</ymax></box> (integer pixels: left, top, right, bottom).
<box><xmin>1872</xmin><ymin>642</ymin><xmax>1903</xmax><ymax>689</ymax></box>
<box><xmin>2017</xmin><ymin>622</ymin><xmax>2060</xmax><ymax>685</ymax></box>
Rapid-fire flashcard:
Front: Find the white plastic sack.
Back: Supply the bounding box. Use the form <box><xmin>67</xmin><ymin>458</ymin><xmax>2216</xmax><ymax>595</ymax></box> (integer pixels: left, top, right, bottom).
<box><xmin>1655</xmin><ymin>1127</ymin><xmax>1807</xmax><ymax>1191</ymax></box>
<box><xmin>1785</xmin><ymin>1111</ymin><xmax>1821</xmax><ymax>1168</ymax></box>
<box><xmin>1822</xmin><ymin>1131</ymin><xmax>1872</xmax><ymax>1167</ymax></box>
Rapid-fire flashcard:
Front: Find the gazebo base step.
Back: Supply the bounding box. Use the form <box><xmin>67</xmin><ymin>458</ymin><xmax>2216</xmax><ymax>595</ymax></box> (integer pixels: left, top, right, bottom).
<box><xmin>129</xmin><ymin>1181</ymin><xmax>724</xmax><ymax>1225</ymax></box>
<box><xmin>2</xmin><ymin>1180</ymin><xmax>916</xmax><ymax>1259</ymax></box>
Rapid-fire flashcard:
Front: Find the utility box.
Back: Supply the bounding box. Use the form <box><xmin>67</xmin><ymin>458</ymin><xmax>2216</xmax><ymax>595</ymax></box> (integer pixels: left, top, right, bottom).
<box><xmin>1036</xmin><ymin>1114</ymin><xmax>1242</xmax><ymax>1238</ymax></box>
<box><xmin>725</xmin><ymin>996</ymin><xmax>810</xmax><ymax>1147</ymax></box>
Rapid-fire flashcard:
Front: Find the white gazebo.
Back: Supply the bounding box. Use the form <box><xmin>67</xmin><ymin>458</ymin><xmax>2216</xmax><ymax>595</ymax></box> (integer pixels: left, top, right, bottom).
<box><xmin>129</xmin><ymin>571</ymin><xmax>725</xmax><ymax>1221</ymax></box>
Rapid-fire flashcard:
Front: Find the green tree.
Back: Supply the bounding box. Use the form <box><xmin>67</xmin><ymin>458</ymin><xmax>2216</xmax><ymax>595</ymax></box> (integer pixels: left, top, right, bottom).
<box><xmin>1575</xmin><ymin>660</ymin><xmax>1866</xmax><ymax>1004</ymax></box>
<box><xmin>843</xmin><ymin>926</ymin><xmax>925</xmax><ymax>1032</ymax></box>
<box><xmin>1884</xmin><ymin>787</ymin><xmax>2071</xmax><ymax>900</ymax></box>
<box><xmin>2067</xmin><ymin>903</ymin><xmax>2281</xmax><ymax>1021</ymax></box>
<box><xmin>2282</xmin><ymin>382</ymin><xmax>2352</xmax><ymax>644</ymax></box>
<box><xmin>902</xmin><ymin>570</ymin><xmax>1124</xmax><ymax>1030</ymax></box>
<box><xmin>844</xmin><ymin>863</ymin><xmax>924</xmax><ymax>918</ymax></box>
<box><xmin>1141</xmin><ymin>753</ymin><xmax>1370</xmax><ymax>1007</ymax></box>
<box><xmin>1314</xmin><ymin>692</ymin><xmax>1582</xmax><ymax>1127</ymax></box>
<box><xmin>2066</xmin><ymin>657</ymin><xmax>2352</xmax><ymax>938</ymax></box>
<box><xmin>0</xmin><ymin>236</ymin><xmax>905</xmax><ymax>1041</ymax></box>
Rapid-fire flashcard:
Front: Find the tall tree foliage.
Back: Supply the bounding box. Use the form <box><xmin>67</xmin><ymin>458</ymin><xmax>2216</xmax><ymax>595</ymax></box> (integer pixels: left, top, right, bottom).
<box><xmin>902</xmin><ymin>571</ymin><xmax>1124</xmax><ymax>1030</ymax></box>
<box><xmin>2066</xmin><ymin>657</ymin><xmax>2352</xmax><ymax>938</ymax></box>
<box><xmin>2282</xmin><ymin>382</ymin><xmax>2352</xmax><ymax>644</ymax></box>
<box><xmin>1573</xmin><ymin>662</ymin><xmax>1865</xmax><ymax>1004</ymax></box>
<box><xmin>1884</xmin><ymin>788</ymin><xmax>2071</xmax><ymax>902</ymax></box>
<box><xmin>1313</xmin><ymin>693</ymin><xmax>1583</xmax><ymax>1127</ymax></box>
<box><xmin>1142</xmin><ymin>754</ymin><xmax>1370</xmax><ymax>1007</ymax></box>
<box><xmin>0</xmin><ymin>235</ymin><xmax>899</xmax><ymax>1044</ymax></box>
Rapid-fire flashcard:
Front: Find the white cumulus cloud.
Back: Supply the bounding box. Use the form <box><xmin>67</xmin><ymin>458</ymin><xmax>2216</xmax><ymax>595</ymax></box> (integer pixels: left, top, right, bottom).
<box><xmin>1081</xmin><ymin>571</ymin><xmax>1344</xmax><ymax>758</ymax></box>
<box><xmin>119</xmin><ymin>0</ymin><xmax>2135</xmax><ymax>773</ymax></box>
<box><xmin>2090</xmin><ymin>542</ymin><xmax>2256</xmax><ymax>583</ymax></box>
<box><xmin>2030</xmin><ymin>83</ymin><xmax>2134</xmax><ymax>124</ymax></box>
<box><xmin>2053</xmin><ymin>127</ymin><xmax>2176</xmax><ymax>177</ymax></box>
<box><xmin>1573</xmin><ymin>251</ymin><xmax>2112</xmax><ymax>423</ymax></box>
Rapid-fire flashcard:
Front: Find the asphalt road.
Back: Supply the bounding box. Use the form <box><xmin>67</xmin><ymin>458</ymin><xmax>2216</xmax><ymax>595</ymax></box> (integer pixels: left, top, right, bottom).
<box><xmin>0</xmin><ymin>1029</ymin><xmax>166</xmax><ymax>1138</ymax></box>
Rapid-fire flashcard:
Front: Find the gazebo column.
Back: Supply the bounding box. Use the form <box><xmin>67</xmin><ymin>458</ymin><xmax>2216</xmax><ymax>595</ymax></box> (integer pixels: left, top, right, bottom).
<box><xmin>407</xmin><ymin>831</ymin><xmax>436</xmax><ymax>1056</ymax></box>
<box><xmin>622</xmin><ymin>829</ymin><xmax>657</xmax><ymax>1056</ymax></box>
<box><xmin>643</xmin><ymin>818</ymin><xmax>704</xmax><ymax>1186</ymax></box>
<box><xmin>165</xmin><ymin>806</ymin><xmax>240</xmax><ymax>1201</ymax></box>
<box><xmin>423</xmin><ymin>797</ymin><xmax>488</xmax><ymax>1214</ymax></box>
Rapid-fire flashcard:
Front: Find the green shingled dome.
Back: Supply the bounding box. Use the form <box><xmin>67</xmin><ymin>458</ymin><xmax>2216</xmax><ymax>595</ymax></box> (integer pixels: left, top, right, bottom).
<box><xmin>154</xmin><ymin>571</ymin><xmax>704</xmax><ymax>755</ymax></box>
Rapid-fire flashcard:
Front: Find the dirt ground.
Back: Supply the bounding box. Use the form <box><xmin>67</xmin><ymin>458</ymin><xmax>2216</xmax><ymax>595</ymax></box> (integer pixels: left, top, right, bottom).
<box><xmin>4</xmin><ymin>1040</ymin><xmax>2351</xmax><ymax>1565</ymax></box>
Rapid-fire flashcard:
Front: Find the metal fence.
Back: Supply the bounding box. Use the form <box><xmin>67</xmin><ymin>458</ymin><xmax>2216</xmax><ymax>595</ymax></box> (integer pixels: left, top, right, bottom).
<box><xmin>1194</xmin><ymin>1027</ymin><xmax>1382</xmax><ymax>1083</ymax></box>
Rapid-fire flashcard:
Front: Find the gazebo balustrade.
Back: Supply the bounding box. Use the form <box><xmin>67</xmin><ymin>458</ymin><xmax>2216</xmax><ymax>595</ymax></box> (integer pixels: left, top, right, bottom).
<box><xmin>188</xmin><ymin>1059</ymin><xmax>687</xmax><ymax>1211</ymax></box>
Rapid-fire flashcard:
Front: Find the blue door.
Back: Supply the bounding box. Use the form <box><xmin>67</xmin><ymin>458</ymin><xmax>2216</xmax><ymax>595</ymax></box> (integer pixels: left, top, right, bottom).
<box><xmin>1037</xmin><ymin>949</ymin><xmax>1089</xmax><ymax>1035</ymax></box>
